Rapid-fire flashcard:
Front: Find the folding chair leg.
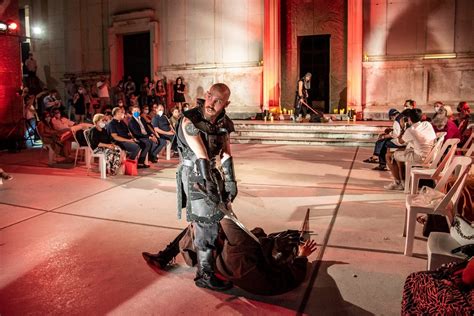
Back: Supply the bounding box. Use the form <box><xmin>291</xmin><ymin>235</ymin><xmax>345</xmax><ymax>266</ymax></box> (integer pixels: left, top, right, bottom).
<box><xmin>166</xmin><ymin>141</ymin><xmax>171</xmax><ymax>160</ymax></box>
<box><xmin>99</xmin><ymin>156</ymin><xmax>107</xmax><ymax>179</ymax></box>
<box><xmin>85</xmin><ymin>149</ymin><xmax>91</xmax><ymax>168</ymax></box>
<box><xmin>404</xmin><ymin>210</ymin><xmax>418</xmax><ymax>256</ymax></box>
<box><xmin>48</xmin><ymin>147</ymin><xmax>55</xmax><ymax>165</ymax></box>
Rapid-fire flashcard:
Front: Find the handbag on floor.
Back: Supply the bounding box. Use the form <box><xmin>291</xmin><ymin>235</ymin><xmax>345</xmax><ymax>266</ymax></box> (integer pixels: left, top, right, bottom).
<box><xmin>450</xmin><ymin>216</ymin><xmax>474</xmax><ymax>246</ymax></box>
<box><xmin>124</xmin><ymin>159</ymin><xmax>138</xmax><ymax>176</ymax></box>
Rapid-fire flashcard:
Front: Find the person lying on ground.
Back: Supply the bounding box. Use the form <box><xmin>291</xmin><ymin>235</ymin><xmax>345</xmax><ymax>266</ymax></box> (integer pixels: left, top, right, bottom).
<box><xmin>142</xmin><ymin>218</ymin><xmax>317</xmax><ymax>295</ymax></box>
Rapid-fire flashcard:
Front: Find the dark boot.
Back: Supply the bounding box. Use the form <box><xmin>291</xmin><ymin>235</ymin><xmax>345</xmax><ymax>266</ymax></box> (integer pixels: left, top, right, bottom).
<box><xmin>142</xmin><ymin>228</ymin><xmax>188</xmax><ymax>269</ymax></box>
<box><xmin>194</xmin><ymin>249</ymin><xmax>232</xmax><ymax>291</ymax></box>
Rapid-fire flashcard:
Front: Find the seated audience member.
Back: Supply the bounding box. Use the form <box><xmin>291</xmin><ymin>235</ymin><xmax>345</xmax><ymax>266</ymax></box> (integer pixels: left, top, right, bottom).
<box><xmin>107</xmin><ymin>107</ymin><xmax>149</xmax><ymax>168</ymax></box>
<box><xmin>104</xmin><ymin>110</ymin><xmax>113</xmax><ymax>124</ymax></box>
<box><xmin>431</xmin><ymin>106</ymin><xmax>460</xmax><ymax>141</ymax></box>
<box><xmin>89</xmin><ymin>114</ymin><xmax>122</xmax><ymax>175</ymax></box>
<box><xmin>51</xmin><ymin>109</ymin><xmax>75</xmax><ymax>132</ymax></box>
<box><xmin>152</xmin><ymin>104</ymin><xmax>177</xmax><ymax>151</ymax></box>
<box><xmin>51</xmin><ymin>109</ymin><xmax>92</xmax><ymax>146</ymax></box>
<box><xmin>456</xmin><ymin>101</ymin><xmax>472</xmax><ymax>146</ymax></box>
<box><xmin>431</xmin><ymin>101</ymin><xmax>444</xmax><ymax>121</ymax></box>
<box><xmin>0</xmin><ymin>167</ymin><xmax>13</xmax><ymax>181</ymax></box>
<box><xmin>150</xmin><ymin>103</ymin><xmax>159</xmax><ymax>119</ymax></box>
<box><xmin>37</xmin><ymin>111</ymin><xmax>72</xmax><ymax>159</ymax></box>
<box><xmin>363</xmin><ymin>109</ymin><xmax>404</xmax><ymax>170</ymax></box>
<box><xmin>402</xmin><ymin>260</ymin><xmax>474</xmax><ymax>315</ymax></box>
<box><xmin>385</xmin><ymin>109</ymin><xmax>436</xmax><ymax>190</ymax></box>
<box><xmin>143</xmin><ymin>218</ymin><xmax>317</xmax><ymax>296</ymax></box>
<box><xmin>128</xmin><ymin>105</ymin><xmax>164</xmax><ymax>163</ymax></box>
<box><xmin>403</xmin><ymin>99</ymin><xmax>416</xmax><ymax>110</ymax></box>
<box><xmin>169</xmin><ymin>107</ymin><xmax>181</xmax><ymax>130</ymax></box>
<box><xmin>43</xmin><ymin>89</ymin><xmax>63</xmax><ymax>112</ymax></box>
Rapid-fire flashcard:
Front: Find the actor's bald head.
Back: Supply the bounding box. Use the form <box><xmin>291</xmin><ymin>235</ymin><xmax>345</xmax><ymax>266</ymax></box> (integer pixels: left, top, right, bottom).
<box><xmin>210</xmin><ymin>83</ymin><xmax>231</xmax><ymax>100</ymax></box>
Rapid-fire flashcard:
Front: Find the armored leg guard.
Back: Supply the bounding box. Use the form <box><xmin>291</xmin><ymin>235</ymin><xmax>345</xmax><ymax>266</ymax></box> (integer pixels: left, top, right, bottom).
<box><xmin>194</xmin><ymin>249</ymin><xmax>232</xmax><ymax>291</ymax></box>
<box><xmin>142</xmin><ymin>228</ymin><xmax>188</xmax><ymax>269</ymax></box>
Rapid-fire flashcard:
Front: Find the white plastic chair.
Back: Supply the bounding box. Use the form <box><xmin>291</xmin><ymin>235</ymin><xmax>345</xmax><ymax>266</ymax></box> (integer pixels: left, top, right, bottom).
<box><xmin>36</xmin><ymin>130</ymin><xmax>56</xmax><ymax>165</ymax></box>
<box><xmin>165</xmin><ymin>140</ymin><xmax>171</xmax><ymax>160</ymax></box>
<box><xmin>404</xmin><ymin>132</ymin><xmax>446</xmax><ymax>193</ymax></box>
<box><xmin>83</xmin><ymin>128</ymin><xmax>107</xmax><ymax>179</ymax></box>
<box><xmin>72</xmin><ymin>127</ymin><xmax>91</xmax><ymax>168</ymax></box>
<box><xmin>409</xmin><ymin>138</ymin><xmax>460</xmax><ymax>194</ymax></box>
<box><xmin>459</xmin><ymin>125</ymin><xmax>473</xmax><ymax>156</ymax></box>
<box><xmin>403</xmin><ymin>156</ymin><xmax>472</xmax><ymax>256</ymax></box>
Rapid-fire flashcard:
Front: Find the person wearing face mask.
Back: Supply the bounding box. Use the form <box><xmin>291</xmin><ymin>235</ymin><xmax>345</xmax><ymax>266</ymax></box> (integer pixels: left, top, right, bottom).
<box><xmin>107</xmin><ymin>107</ymin><xmax>146</xmax><ymax>168</ymax></box>
<box><xmin>151</xmin><ymin>105</ymin><xmax>173</xmax><ymax>138</ymax></box>
<box><xmin>88</xmin><ymin>114</ymin><xmax>122</xmax><ymax>175</ymax></box>
<box><xmin>73</xmin><ymin>86</ymin><xmax>86</xmax><ymax>123</ymax></box>
<box><xmin>128</xmin><ymin>105</ymin><xmax>164</xmax><ymax>164</ymax></box>
<box><xmin>152</xmin><ymin>104</ymin><xmax>178</xmax><ymax>153</ymax></box>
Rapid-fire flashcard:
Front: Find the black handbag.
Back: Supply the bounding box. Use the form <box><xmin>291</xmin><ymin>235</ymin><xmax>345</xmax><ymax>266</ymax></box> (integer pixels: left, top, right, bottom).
<box><xmin>422</xmin><ymin>214</ymin><xmax>450</xmax><ymax>237</ymax></box>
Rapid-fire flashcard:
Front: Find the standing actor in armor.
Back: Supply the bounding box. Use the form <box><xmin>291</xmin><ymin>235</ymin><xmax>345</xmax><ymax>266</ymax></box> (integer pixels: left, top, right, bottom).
<box><xmin>163</xmin><ymin>83</ymin><xmax>236</xmax><ymax>291</ymax></box>
<box><xmin>294</xmin><ymin>72</ymin><xmax>312</xmax><ymax>122</ymax></box>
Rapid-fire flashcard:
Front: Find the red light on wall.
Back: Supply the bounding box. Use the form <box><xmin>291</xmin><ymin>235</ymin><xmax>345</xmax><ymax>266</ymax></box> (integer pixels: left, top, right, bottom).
<box><xmin>0</xmin><ymin>20</ymin><xmax>19</xmax><ymax>33</ymax></box>
<box><xmin>8</xmin><ymin>22</ymin><xmax>17</xmax><ymax>31</ymax></box>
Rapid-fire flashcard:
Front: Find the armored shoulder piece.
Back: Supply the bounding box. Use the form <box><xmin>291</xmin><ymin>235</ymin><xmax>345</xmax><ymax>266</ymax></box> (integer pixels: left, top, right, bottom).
<box><xmin>183</xmin><ymin>106</ymin><xmax>204</xmax><ymax>125</ymax></box>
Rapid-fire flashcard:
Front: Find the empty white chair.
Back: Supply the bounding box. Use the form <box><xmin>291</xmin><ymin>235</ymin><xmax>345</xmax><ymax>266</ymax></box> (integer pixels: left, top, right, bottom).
<box><xmin>404</xmin><ymin>132</ymin><xmax>446</xmax><ymax>193</ymax></box>
<box><xmin>83</xmin><ymin>129</ymin><xmax>107</xmax><ymax>179</ymax></box>
<box><xmin>410</xmin><ymin>138</ymin><xmax>460</xmax><ymax>194</ymax></box>
<box><xmin>404</xmin><ymin>156</ymin><xmax>472</xmax><ymax>256</ymax></box>
<box><xmin>72</xmin><ymin>127</ymin><xmax>91</xmax><ymax>168</ymax></box>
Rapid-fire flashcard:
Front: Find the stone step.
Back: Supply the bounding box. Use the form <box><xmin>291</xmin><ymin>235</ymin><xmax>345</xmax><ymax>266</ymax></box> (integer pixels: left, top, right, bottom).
<box><xmin>230</xmin><ymin>121</ymin><xmax>388</xmax><ymax>146</ymax></box>
<box><xmin>233</xmin><ymin>122</ymin><xmax>389</xmax><ymax>132</ymax></box>
<box><xmin>231</xmin><ymin>136</ymin><xmax>375</xmax><ymax>147</ymax></box>
<box><xmin>235</xmin><ymin>129</ymin><xmax>379</xmax><ymax>140</ymax></box>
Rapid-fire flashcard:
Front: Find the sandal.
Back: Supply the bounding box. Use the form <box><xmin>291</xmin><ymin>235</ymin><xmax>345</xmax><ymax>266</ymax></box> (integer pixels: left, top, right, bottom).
<box><xmin>363</xmin><ymin>157</ymin><xmax>379</xmax><ymax>164</ymax></box>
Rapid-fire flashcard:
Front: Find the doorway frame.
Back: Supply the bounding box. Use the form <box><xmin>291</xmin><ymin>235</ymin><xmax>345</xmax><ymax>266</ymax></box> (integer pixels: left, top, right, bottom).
<box><xmin>297</xmin><ymin>34</ymin><xmax>331</xmax><ymax>113</ymax></box>
<box><xmin>108</xmin><ymin>9</ymin><xmax>159</xmax><ymax>86</ymax></box>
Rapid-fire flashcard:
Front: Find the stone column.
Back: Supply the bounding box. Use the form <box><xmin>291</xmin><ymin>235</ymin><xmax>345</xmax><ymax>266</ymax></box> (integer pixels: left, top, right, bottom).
<box><xmin>263</xmin><ymin>0</ymin><xmax>281</xmax><ymax>111</ymax></box>
<box><xmin>347</xmin><ymin>0</ymin><xmax>363</xmax><ymax>113</ymax></box>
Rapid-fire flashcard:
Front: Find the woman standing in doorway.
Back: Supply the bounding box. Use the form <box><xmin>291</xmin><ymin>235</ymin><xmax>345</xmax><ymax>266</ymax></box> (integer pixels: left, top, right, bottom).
<box><xmin>173</xmin><ymin>77</ymin><xmax>185</xmax><ymax>112</ymax></box>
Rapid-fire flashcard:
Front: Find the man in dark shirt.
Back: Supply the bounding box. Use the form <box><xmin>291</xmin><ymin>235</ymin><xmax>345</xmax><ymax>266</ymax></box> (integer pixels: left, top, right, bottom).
<box><xmin>128</xmin><ymin>105</ymin><xmax>165</xmax><ymax>163</ymax></box>
<box><xmin>151</xmin><ymin>104</ymin><xmax>177</xmax><ymax>151</ymax></box>
<box><xmin>107</xmin><ymin>107</ymin><xmax>148</xmax><ymax>168</ymax></box>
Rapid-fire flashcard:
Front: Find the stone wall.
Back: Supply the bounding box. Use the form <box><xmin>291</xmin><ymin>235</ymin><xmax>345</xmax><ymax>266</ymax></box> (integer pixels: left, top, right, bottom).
<box><xmin>281</xmin><ymin>0</ymin><xmax>347</xmax><ymax>112</ymax></box>
<box><xmin>0</xmin><ymin>0</ymin><xmax>22</xmax><ymax>128</ymax></box>
<box><xmin>156</xmin><ymin>0</ymin><xmax>264</xmax><ymax>116</ymax></box>
<box><xmin>22</xmin><ymin>0</ymin><xmax>264</xmax><ymax>116</ymax></box>
<box><xmin>363</xmin><ymin>58</ymin><xmax>474</xmax><ymax>119</ymax></box>
<box><xmin>362</xmin><ymin>0</ymin><xmax>474</xmax><ymax>115</ymax></box>
<box><xmin>161</xmin><ymin>66</ymin><xmax>262</xmax><ymax>118</ymax></box>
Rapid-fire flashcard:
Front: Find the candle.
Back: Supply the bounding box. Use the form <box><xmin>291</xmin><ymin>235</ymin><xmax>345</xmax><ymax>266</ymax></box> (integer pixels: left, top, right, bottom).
<box><xmin>264</xmin><ymin>115</ymin><xmax>267</xmax><ymax>122</ymax></box>
<box><xmin>270</xmin><ymin>115</ymin><xmax>274</xmax><ymax>123</ymax></box>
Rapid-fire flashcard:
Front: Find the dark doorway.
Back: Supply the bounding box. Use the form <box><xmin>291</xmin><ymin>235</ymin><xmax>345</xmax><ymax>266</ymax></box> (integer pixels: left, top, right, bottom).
<box><xmin>123</xmin><ymin>32</ymin><xmax>150</xmax><ymax>92</ymax></box>
<box><xmin>299</xmin><ymin>35</ymin><xmax>330</xmax><ymax>113</ymax></box>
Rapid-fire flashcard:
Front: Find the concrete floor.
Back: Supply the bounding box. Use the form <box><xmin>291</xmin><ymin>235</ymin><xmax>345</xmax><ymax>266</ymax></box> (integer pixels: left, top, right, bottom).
<box><xmin>0</xmin><ymin>144</ymin><xmax>428</xmax><ymax>315</ymax></box>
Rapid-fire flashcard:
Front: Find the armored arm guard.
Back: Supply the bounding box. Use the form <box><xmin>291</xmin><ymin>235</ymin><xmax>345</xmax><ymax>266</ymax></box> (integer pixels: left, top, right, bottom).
<box><xmin>222</xmin><ymin>157</ymin><xmax>238</xmax><ymax>202</ymax></box>
<box><xmin>195</xmin><ymin>158</ymin><xmax>220</xmax><ymax>205</ymax></box>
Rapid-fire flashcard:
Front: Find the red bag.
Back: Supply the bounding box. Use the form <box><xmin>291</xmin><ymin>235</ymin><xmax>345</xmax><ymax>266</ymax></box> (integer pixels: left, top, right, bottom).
<box><xmin>124</xmin><ymin>159</ymin><xmax>138</xmax><ymax>176</ymax></box>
